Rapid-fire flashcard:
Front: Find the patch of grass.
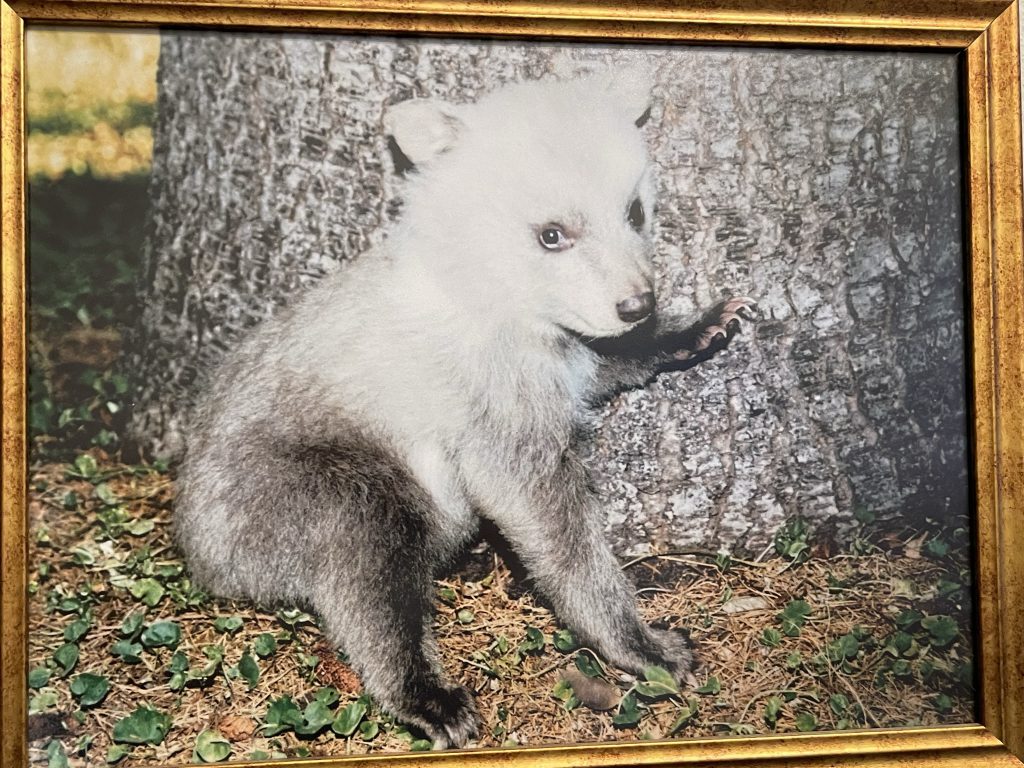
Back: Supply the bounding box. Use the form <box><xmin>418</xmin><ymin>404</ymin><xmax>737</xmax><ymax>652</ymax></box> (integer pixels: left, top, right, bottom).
<box><xmin>27</xmin><ymin>456</ymin><xmax>975</xmax><ymax>765</ymax></box>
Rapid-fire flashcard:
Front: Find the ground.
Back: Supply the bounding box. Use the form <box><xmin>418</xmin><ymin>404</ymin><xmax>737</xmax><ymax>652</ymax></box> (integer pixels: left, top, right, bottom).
<box><xmin>25</xmin><ymin>452</ymin><xmax>974</xmax><ymax>767</ymax></box>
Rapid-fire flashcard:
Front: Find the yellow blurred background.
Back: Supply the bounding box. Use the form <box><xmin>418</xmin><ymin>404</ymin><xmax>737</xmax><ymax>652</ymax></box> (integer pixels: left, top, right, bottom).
<box><xmin>26</xmin><ymin>28</ymin><xmax>159</xmax><ymax>179</ymax></box>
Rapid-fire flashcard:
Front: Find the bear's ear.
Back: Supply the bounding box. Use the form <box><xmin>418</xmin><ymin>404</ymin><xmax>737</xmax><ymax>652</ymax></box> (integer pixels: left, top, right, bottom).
<box><xmin>384</xmin><ymin>98</ymin><xmax>464</xmax><ymax>168</ymax></box>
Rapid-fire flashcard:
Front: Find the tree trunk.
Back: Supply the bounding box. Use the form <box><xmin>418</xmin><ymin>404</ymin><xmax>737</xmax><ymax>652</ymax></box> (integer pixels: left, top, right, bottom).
<box><xmin>130</xmin><ymin>31</ymin><xmax>968</xmax><ymax>555</ymax></box>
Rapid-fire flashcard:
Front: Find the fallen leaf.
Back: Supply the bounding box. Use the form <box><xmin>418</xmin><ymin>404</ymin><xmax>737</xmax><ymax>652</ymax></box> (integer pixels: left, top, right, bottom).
<box><xmin>216</xmin><ymin>715</ymin><xmax>254</xmax><ymax>741</ymax></box>
<box><xmin>721</xmin><ymin>596</ymin><xmax>769</xmax><ymax>614</ymax></box>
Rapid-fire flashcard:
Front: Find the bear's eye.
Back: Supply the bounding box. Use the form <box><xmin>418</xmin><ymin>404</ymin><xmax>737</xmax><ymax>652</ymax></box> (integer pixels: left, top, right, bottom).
<box><xmin>538</xmin><ymin>226</ymin><xmax>571</xmax><ymax>251</ymax></box>
<box><xmin>628</xmin><ymin>198</ymin><xmax>645</xmax><ymax>231</ymax></box>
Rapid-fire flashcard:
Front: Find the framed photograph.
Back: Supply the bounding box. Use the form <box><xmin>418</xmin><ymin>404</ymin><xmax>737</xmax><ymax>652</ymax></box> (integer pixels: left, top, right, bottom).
<box><xmin>2</xmin><ymin>1</ymin><xmax>1022</xmax><ymax>767</ymax></box>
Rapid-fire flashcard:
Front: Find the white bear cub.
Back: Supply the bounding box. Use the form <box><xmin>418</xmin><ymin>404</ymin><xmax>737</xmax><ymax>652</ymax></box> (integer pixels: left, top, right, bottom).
<box><xmin>175</xmin><ymin>73</ymin><xmax>753</xmax><ymax>749</ymax></box>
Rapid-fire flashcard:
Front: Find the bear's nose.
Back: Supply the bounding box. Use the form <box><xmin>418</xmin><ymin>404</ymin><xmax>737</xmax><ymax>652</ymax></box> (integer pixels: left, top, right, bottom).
<box><xmin>616</xmin><ymin>291</ymin><xmax>656</xmax><ymax>323</ymax></box>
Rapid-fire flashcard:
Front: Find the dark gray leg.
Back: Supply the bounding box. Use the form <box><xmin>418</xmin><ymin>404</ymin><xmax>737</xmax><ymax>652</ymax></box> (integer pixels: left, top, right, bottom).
<box><xmin>291</xmin><ymin>441</ymin><xmax>479</xmax><ymax>749</ymax></box>
<box><xmin>486</xmin><ymin>451</ymin><xmax>696</xmax><ymax>683</ymax></box>
<box><xmin>588</xmin><ymin>296</ymin><xmax>756</xmax><ymax>402</ymax></box>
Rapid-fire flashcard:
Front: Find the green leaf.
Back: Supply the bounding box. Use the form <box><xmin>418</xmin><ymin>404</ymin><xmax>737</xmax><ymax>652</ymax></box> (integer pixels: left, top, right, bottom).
<box><xmin>520</xmin><ymin>626</ymin><xmax>545</xmax><ymax>653</ymax></box>
<box><xmin>46</xmin><ymin>740</ymin><xmax>69</xmax><ymax>768</ymax></box>
<box><xmin>456</xmin><ymin>608</ymin><xmax>475</xmax><ymax>624</ymax></box>
<box><xmin>128</xmin><ymin>578</ymin><xmax>164</xmax><ymax>607</ymax></box>
<box><xmin>332</xmin><ymin>699</ymin><xmax>368</xmax><ymax>736</ymax></box>
<box><xmin>29</xmin><ymin>689</ymin><xmax>59</xmax><ymax>714</ymax></box>
<box><xmin>238</xmin><ymin>652</ymin><xmax>259</xmax><ymax>689</ymax></box>
<box><xmin>213</xmin><ymin>615</ymin><xmax>243</xmax><ymax>634</ymax></box>
<box><xmin>193</xmin><ymin>730</ymin><xmax>231</xmax><ymax>763</ymax></box>
<box><xmin>53</xmin><ymin>643</ymin><xmax>79</xmax><ymax>676</ymax></box>
<box><xmin>552</xmin><ymin>629</ymin><xmax>578</xmax><ymax>652</ymax></box>
<box><xmin>795</xmin><ymin>711</ymin><xmax>817</xmax><ymax>731</ymax></box>
<box><xmin>63</xmin><ymin>617</ymin><xmax>91</xmax><ymax>643</ymax></box>
<box><xmin>359</xmin><ymin>720</ymin><xmax>379</xmax><ymax>740</ymax></box>
<box><xmin>295</xmin><ymin>699</ymin><xmax>335</xmax><ymax>736</ymax></box>
<box><xmin>895</xmin><ymin>609</ymin><xmax>924</xmax><ymax>630</ymax></box>
<box><xmin>925</xmin><ymin>538</ymin><xmax>951</xmax><ymax>558</ymax></box>
<box><xmin>933</xmin><ymin>693</ymin><xmax>953</xmax><ymax>713</ymax></box>
<box><xmin>253</xmin><ymin>633</ymin><xmax>278</xmax><ymax>658</ymax></box>
<box><xmin>276</xmin><ymin>607</ymin><xmax>316</xmax><ymax>627</ymax></box>
<box><xmin>410</xmin><ymin>739</ymin><xmax>433</xmax><ymax>751</ymax></box>
<box><xmin>94</xmin><ymin>482</ymin><xmax>119</xmax><ymax>506</ymax></box>
<box><xmin>28</xmin><ymin>666</ymin><xmax>51</xmax><ymax>689</ymax></box>
<box><xmin>778</xmin><ymin>600</ymin><xmax>812</xmax><ymax>637</ymax></box>
<box><xmin>574</xmin><ymin>653</ymin><xmax>603</xmax><ymax>678</ymax></box>
<box><xmin>140</xmin><ymin>620</ymin><xmax>181</xmax><ymax>649</ymax></box>
<box><xmin>110</xmin><ymin>639</ymin><xmax>143</xmax><ymax>664</ymax></box>
<box><xmin>643</xmin><ymin>666</ymin><xmax>679</xmax><ymax>693</ymax></box>
<box><xmin>695</xmin><ymin>676</ymin><xmax>721</xmax><ymax>695</ymax></box>
<box><xmin>71</xmin><ymin>453</ymin><xmax>99</xmax><ymax>479</ymax></box>
<box><xmin>760</xmin><ymin>627</ymin><xmax>783</xmax><ymax>648</ymax></box>
<box><xmin>123</xmin><ymin>519</ymin><xmax>155</xmax><ymax>537</ymax></box>
<box><xmin>667</xmin><ymin>699</ymin><xmax>698</xmax><ymax>734</ymax></box>
<box><xmin>112</xmin><ymin>706</ymin><xmax>172</xmax><ymax>745</ymax></box>
<box><xmin>106</xmin><ymin>744</ymin><xmax>130</xmax><ymax>764</ymax></box>
<box><xmin>921</xmin><ymin>615</ymin><xmax>959</xmax><ymax>647</ymax></box>
<box><xmin>263</xmin><ymin>696</ymin><xmax>303</xmax><ymax>736</ymax></box>
<box><xmin>829</xmin><ymin>693</ymin><xmax>850</xmax><ymax>716</ymax></box>
<box><xmin>70</xmin><ymin>673</ymin><xmax>110</xmax><ymax>707</ymax></box>
<box><xmin>827</xmin><ymin>633</ymin><xmax>860</xmax><ymax>662</ymax></box>
<box><xmin>611</xmin><ymin>692</ymin><xmax>642</xmax><ymax>727</ymax></box>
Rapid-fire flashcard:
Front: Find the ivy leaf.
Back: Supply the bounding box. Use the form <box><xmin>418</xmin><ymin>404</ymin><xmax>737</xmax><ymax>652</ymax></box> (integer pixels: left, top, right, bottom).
<box><xmin>105</xmin><ymin>745</ymin><xmax>130</xmax><ymax>764</ymax></box>
<box><xmin>28</xmin><ymin>667</ymin><xmax>51</xmax><ymax>689</ymax></box>
<box><xmin>695</xmin><ymin>676</ymin><xmax>721</xmax><ymax>695</ymax></box>
<box><xmin>70</xmin><ymin>673</ymin><xmax>110</xmax><ymax>707</ymax></box>
<box><xmin>667</xmin><ymin>698</ymin><xmax>699</xmax><ymax>735</ymax></box>
<box><xmin>253</xmin><ymin>633</ymin><xmax>277</xmax><ymax>658</ymax></box>
<box><xmin>263</xmin><ymin>696</ymin><xmax>303</xmax><ymax>736</ymax></box>
<box><xmin>238</xmin><ymin>652</ymin><xmax>259</xmax><ymax>689</ymax></box>
<box><xmin>520</xmin><ymin>626</ymin><xmax>545</xmax><ymax>653</ymax></box>
<box><xmin>46</xmin><ymin>740</ymin><xmax>69</xmax><ymax>768</ymax></box>
<box><xmin>823</xmin><ymin>694</ymin><xmax>847</xmax><ymax>718</ymax></box>
<box><xmin>611</xmin><ymin>692</ymin><xmax>642</xmax><ymax>727</ymax></box>
<box><xmin>574</xmin><ymin>653</ymin><xmax>603</xmax><ymax>679</ymax></box>
<box><xmin>760</xmin><ymin>627</ymin><xmax>782</xmax><ymax>648</ymax></box>
<box><xmin>921</xmin><ymin>615</ymin><xmax>958</xmax><ymax>647</ymax></box>
<box><xmin>778</xmin><ymin>600</ymin><xmax>812</xmax><ymax>637</ymax></box>
<box><xmin>53</xmin><ymin>643</ymin><xmax>79</xmax><ymax>676</ymax></box>
<box><xmin>128</xmin><ymin>578</ymin><xmax>164</xmax><ymax>607</ymax></box>
<box><xmin>332</xmin><ymin>698</ymin><xmax>368</xmax><ymax>737</ymax></box>
<box><xmin>111</xmin><ymin>639</ymin><xmax>143</xmax><ymax>664</ymax></box>
<box><xmin>140</xmin><ymin>620</ymin><xmax>181</xmax><ymax>649</ymax></box>
<box><xmin>112</xmin><ymin>706</ymin><xmax>172</xmax><ymax>745</ymax></box>
<box><xmin>295</xmin><ymin>700</ymin><xmax>335</xmax><ymax>736</ymax></box>
<box><xmin>120</xmin><ymin>610</ymin><xmax>146</xmax><ymax>638</ymax></box>
<box><xmin>795</xmin><ymin>711</ymin><xmax>817</xmax><ymax>731</ymax></box>
<box><xmin>213</xmin><ymin>616</ymin><xmax>243</xmax><ymax>634</ymax></box>
<box><xmin>193</xmin><ymin>730</ymin><xmax>231</xmax><ymax>763</ymax></box>
<box><xmin>123</xmin><ymin>519</ymin><xmax>155</xmax><ymax>537</ymax></box>
<box><xmin>552</xmin><ymin>629</ymin><xmax>577</xmax><ymax>652</ymax></box>
<box><xmin>358</xmin><ymin>720</ymin><xmax>379</xmax><ymax>740</ymax></box>
<box><xmin>63</xmin><ymin>617</ymin><xmax>91</xmax><ymax>643</ymax></box>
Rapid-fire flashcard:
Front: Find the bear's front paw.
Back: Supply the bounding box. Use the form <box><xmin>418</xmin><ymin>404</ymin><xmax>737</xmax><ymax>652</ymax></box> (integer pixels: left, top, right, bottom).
<box><xmin>408</xmin><ymin>683</ymin><xmax>479</xmax><ymax>750</ymax></box>
<box><xmin>673</xmin><ymin>296</ymin><xmax>756</xmax><ymax>361</ymax></box>
<box><xmin>646</xmin><ymin>627</ymin><xmax>699</xmax><ymax>689</ymax></box>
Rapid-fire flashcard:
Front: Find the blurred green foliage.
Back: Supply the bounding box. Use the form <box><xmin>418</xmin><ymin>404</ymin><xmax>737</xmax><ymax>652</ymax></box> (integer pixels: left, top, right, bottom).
<box><xmin>28</xmin><ymin>93</ymin><xmax>155</xmax><ymax>137</ymax></box>
<box><xmin>28</xmin><ymin>171</ymin><xmax>149</xmax><ymax>455</ymax></box>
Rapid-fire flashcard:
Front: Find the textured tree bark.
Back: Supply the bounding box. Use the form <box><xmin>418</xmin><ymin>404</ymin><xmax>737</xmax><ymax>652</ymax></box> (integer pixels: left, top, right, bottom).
<box><xmin>131</xmin><ymin>32</ymin><xmax>968</xmax><ymax>555</ymax></box>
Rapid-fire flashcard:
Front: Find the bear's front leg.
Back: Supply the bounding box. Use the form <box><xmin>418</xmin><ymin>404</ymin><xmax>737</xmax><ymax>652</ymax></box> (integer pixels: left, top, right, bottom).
<box><xmin>486</xmin><ymin>451</ymin><xmax>697</xmax><ymax>685</ymax></box>
<box><xmin>587</xmin><ymin>295</ymin><xmax>755</xmax><ymax>401</ymax></box>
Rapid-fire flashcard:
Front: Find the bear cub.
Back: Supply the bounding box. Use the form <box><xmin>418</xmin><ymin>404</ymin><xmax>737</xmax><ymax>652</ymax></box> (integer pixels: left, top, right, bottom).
<box><xmin>176</xmin><ymin>74</ymin><xmax>753</xmax><ymax>749</ymax></box>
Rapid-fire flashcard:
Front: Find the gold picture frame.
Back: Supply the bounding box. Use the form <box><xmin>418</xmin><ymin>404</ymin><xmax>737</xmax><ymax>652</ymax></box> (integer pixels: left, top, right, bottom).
<box><xmin>2</xmin><ymin>1</ymin><xmax>1022</xmax><ymax>766</ymax></box>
